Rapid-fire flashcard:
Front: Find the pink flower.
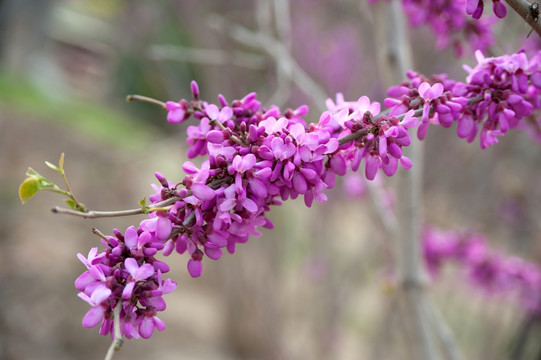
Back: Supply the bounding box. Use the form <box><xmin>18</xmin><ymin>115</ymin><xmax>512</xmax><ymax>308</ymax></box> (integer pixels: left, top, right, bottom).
<box><xmin>78</xmin><ymin>285</ymin><xmax>111</xmax><ymax>328</ymax></box>
<box><xmin>165</xmin><ymin>101</ymin><xmax>188</xmax><ymax>124</ymax></box>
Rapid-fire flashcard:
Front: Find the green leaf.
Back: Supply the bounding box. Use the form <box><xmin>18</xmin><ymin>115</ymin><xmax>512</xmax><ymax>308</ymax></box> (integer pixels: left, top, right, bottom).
<box><xmin>45</xmin><ymin>161</ymin><xmax>60</xmax><ymax>171</ymax></box>
<box><xmin>64</xmin><ymin>199</ymin><xmax>77</xmax><ymax>210</ymax></box>
<box><xmin>19</xmin><ymin>177</ymin><xmax>41</xmax><ymax>204</ymax></box>
<box><xmin>139</xmin><ymin>197</ymin><xmax>150</xmax><ymax>214</ymax></box>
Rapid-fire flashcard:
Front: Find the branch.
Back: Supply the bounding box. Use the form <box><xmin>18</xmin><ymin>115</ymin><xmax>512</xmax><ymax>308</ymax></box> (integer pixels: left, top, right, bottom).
<box><xmin>104</xmin><ymin>301</ymin><xmax>124</xmax><ymax>360</ymax></box>
<box><xmin>505</xmin><ymin>0</ymin><xmax>541</xmax><ymax>37</ymax></box>
<box><xmin>266</xmin><ymin>0</ymin><xmax>294</xmax><ymax>107</ymax></box>
<box><xmin>91</xmin><ymin>227</ymin><xmax>110</xmax><ymax>241</ymax></box>
<box><xmin>371</xmin><ymin>1</ymin><xmax>444</xmax><ymax>360</ymax></box>
<box><xmin>51</xmin><ymin>178</ymin><xmax>231</xmax><ymax>219</ymax></box>
<box><xmin>209</xmin><ymin>119</ymin><xmax>247</xmax><ymax>146</ymax></box>
<box><xmin>424</xmin><ymin>298</ymin><xmax>466</xmax><ymax>360</ymax></box>
<box><xmin>51</xmin><ymin>196</ymin><xmax>180</xmax><ymax>218</ymax></box>
<box><xmin>126</xmin><ymin>95</ymin><xmax>166</xmax><ymax>108</ymax></box>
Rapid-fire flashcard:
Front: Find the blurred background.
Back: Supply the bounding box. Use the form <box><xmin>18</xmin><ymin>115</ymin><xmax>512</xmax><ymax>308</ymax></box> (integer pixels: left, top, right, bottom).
<box><xmin>1</xmin><ymin>0</ymin><xmax>541</xmax><ymax>359</ymax></box>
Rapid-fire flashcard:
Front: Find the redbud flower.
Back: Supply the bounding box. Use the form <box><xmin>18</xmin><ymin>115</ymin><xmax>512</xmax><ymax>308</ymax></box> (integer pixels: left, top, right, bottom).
<box><xmin>165</xmin><ymin>101</ymin><xmax>188</xmax><ymax>124</ymax></box>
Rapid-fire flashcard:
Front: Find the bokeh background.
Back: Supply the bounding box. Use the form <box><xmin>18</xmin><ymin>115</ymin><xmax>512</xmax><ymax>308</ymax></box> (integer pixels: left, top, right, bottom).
<box><xmin>1</xmin><ymin>1</ymin><xmax>541</xmax><ymax>359</ymax></box>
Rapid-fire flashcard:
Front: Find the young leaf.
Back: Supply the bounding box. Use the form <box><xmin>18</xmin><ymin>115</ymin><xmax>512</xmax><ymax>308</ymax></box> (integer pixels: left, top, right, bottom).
<box><xmin>19</xmin><ymin>177</ymin><xmax>41</xmax><ymax>204</ymax></box>
<box><xmin>45</xmin><ymin>161</ymin><xmax>60</xmax><ymax>171</ymax></box>
<box><xmin>139</xmin><ymin>197</ymin><xmax>150</xmax><ymax>214</ymax></box>
<box><xmin>38</xmin><ymin>178</ymin><xmax>55</xmax><ymax>188</ymax></box>
<box><xmin>26</xmin><ymin>167</ymin><xmax>41</xmax><ymax>177</ymax></box>
<box><xmin>58</xmin><ymin>153</ymin><xmax>65</xmax><ymax>170</ymax></box>
<box><xmin>64</xmin><ymin>199</ymin><xmax>77</xmax><ymax>210</ymax></box>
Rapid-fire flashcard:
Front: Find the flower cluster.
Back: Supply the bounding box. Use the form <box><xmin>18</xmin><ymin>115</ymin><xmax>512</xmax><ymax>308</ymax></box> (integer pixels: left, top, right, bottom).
<box><xmin>153</xmin><ymin>82</ymin><xmax>421</xmax><ymax>279</ymax></box>
<box><xmin>75</xmin><ymin>217</ymin><xmax>176</xmax><ymax>339</ymax></box>
<box><xmin>423</xmin><ymin>226</ymin><xmax>541</xmax><ymax>318</ymax></box>
<box><xmin>385</xmin><ymin>50</ymin><xmax>541</xmax><ymax>149</ymax></box>
<box><xmin>75</xmin><ymin>81</ymin><xmax>423</xmax><ymax>338</ymax></box>
<box><xmin>75</xmin><ymin>49</ymin><xmax>541</xmax><ymax>338</ymax></box>
<box><xmin>325</xmin><ymin>95</ymin><xmax>417</xmax><ymax>180</ymax></box>
<box><xmin>456</xmin><ymin>50</ymin><xmax>540</xmax><ymax>148</ymax></box>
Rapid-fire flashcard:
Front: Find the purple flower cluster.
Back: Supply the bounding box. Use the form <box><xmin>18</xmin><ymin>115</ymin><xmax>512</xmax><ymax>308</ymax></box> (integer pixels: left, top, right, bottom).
<box><xmin>152</xmin><ymin>82</ymin><xmax>421</xmax><ymax>279</ymax></box>
<box><xmin>387</xmin><ymin>79</ymin><xmax>466</xmax><ymax>140</ymax></box>
<box><xmin>75</xmin><ymin>49</ymin><xmax>541</xmax><ymax>339</ymax></box>
<box><xmin>325</xmin><ymin>95</ymin><xmax>417</xmax><ymax>180</ymax></box>
<box><xmin>75</xmin><ymin>217</ymin><xmax>176</xmax><ymax>339</ymax></box>
<box><xmin>385</xmin><ymin>50</ymin><xmax>541</xmax><ymax>149</ymax></box>
<box><xmin>456</xmin><ymin>50</ymin><xmax>541</xmax><ymax>148</ymax></box>
<box><xmin>75</xmin><ymin>81</ymin><xmax>423</xmax><ymax>338</ymax></box>
<box><xmin>423</xmin><ymin>226</ymin><xmax>541</xmax><ymax>318</ymax></box>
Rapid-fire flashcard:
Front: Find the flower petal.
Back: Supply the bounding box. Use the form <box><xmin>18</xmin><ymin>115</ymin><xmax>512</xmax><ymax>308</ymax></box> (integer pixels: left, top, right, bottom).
<box><xmin>191</xmin><ymin>183</ymin><xmax>216</xmax><ymax>201</ymax></box>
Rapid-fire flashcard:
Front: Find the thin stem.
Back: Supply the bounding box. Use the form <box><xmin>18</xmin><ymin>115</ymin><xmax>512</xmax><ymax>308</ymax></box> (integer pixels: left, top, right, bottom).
<box><xmin>59</xmin><ymin>159</ymin><xmax>86</xmax><ymax>212</ymax></box>
<box><xmin>126</xmin><ymin>94</ymin><xmax>166</xmax><ymax>109</ymax></box>
<box><xmin>51</xmin><ymin>178</ymin><xmax>231</xmax><ymax>219</ymax></box>
<box><xmin>209</xmin><ymin>119</ymin><xmax>247</xmax><ymax>146</ymax></box>
<box><xmin>91</xmin><ymin>227</ymin><xmax>110</xmax><ymax>242</ymax></box>
<box><xmin>338</xmin><ymin>129</ymin><xmax>368</xmax><ymax>145</ymax></box>
<box><xmin>424</xmin><ymin>298</ymin><xmax>466</xmax><ymax>360</ymax></box>
<box><xmin>52</xmin><ymin>196</ymin><xmax>180</xmax><ymax>218</ymax></box>
<box><xmin>104</xmin><ymin>302</ymin><xmax>124</xmax><ymax>360</ymax></box>
<box><xmin>41</xmin><ymin>186</ymin><xmax>72</xmax><ymax>198</ymax></box>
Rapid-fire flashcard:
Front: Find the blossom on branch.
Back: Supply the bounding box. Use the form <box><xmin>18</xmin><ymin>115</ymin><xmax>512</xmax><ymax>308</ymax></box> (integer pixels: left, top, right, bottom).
<box><xmin>74</xmin><ymin>48</ymin><xmax>541</xmax><ymax>339</ymax></box>
<box><xmin>384</xmin><ymin>50</ymin><xmax>541</xmax><ymax>149</ymax></box>
<box><xmin>75</xmin><ymin>221</ymin><xmax>176</xmax><ymax>339</ymax></box>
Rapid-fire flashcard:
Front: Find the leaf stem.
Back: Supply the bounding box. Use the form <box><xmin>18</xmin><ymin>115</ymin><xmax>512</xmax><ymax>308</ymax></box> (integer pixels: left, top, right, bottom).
<box><xmin>58</xmin><ymin>154</ymin><xmax>86</xmax><ymax>212</ymax></box>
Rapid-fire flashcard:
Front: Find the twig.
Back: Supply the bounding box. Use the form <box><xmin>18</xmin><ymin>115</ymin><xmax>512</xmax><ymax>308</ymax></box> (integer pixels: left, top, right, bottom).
<box><xmin>338</xmin><ymin>129</ymin><xmax>368</xmax><ymax>145</ymax></box>
<box><xmin>57</xmin><ymin>153</ymin><xmax>86</xmax><ymax>211</ymax></box>
<box><xmin>505</xmin><ymin>0</ymin><xmax>541</xmax><ymax>37</ymax></box>
<box><xmin>266</xmin><ymin>0</ymin><xmax>293</xmax><ymax>107</ymax></box>
<box><xmin>206</xmin><ymin>12</ymin><xmax>328</xmax><ymax>112</ymax></box>
<box><xmin>51</xmin><ymin>177</ymin><xmax>231</xmax><ymax>219</ymax></box>
<box><xmin>126</xmin><ymin>94</ymin><xmax>166</xmax><ymax>108</ymax></box>
<box><xmin>256</xmin><ymin>0</ymin><xmax>273</xmax><ymax>34</ymax></box>
<box><xmin>51</xmin><ymin>196</ymin><xmax>180</xmax><ymax>218</ymax></box>
<box><xmin>424</xmin><ymin>298</ymin><xmax>466</xmax><ymax>360</ymax></box>
<box><xmin>273</xmin><ymin>0</ymin><xmax>292</xmax><ymax>50</ymax></box>
<box><xmin>209</xmin><ymin>119</ymin><xmax>247</xmax><ymax>146</ymax></box>
<box><xmin>91</xmin><ymin>227</ymin><xmax>110</xmax><ymax>242</ymax></box>
<box><xmin>370</xmin><ymin>1</ymin><xmax>447</xmax><ymax>360</ymax></box>
<box><xmin>104</xmin><ymin>301</ymin><xmax>124</xmax><ymax>360</ymax></box>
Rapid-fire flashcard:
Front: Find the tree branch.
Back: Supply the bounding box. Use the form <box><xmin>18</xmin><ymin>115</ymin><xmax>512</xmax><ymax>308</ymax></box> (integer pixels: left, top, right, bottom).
<box><xmin>505</xmin><ymin>0</ymin><xmax>541</xmax><ymax>37</ymax></box>
<box><xmin>51</xmin><ymin>196</ymin><xmax>180</xmax><ymax>218</ymax></box>
<box><xmin>104</xmin><ymin>301</ymin><xmax>124</xmax><ymax>360</ymax></box>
